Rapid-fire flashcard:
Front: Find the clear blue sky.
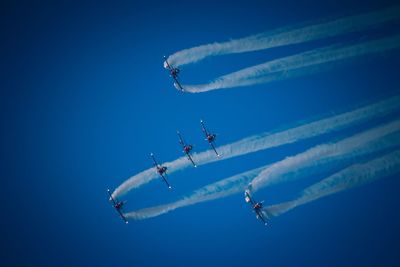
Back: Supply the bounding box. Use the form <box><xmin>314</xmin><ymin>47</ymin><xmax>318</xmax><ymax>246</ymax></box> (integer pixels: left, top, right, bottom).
<box><xmin>1</xmin><ymin>0</ymin><xmax>400</xmax><ymax>266</ymax></box>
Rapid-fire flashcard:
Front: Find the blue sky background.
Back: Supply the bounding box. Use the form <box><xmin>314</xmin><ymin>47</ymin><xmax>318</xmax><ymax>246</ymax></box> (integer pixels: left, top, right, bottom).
<box><xmin>1</xmin><ymin>0</ymin><xmax>400</xmax><ymax>266</ymax></box>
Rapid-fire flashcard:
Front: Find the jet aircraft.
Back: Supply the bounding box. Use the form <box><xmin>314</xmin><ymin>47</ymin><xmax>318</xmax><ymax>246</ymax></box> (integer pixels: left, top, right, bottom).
<box><xmin>107</xmin><ymin>189</ymin><xmax>128</xmax><ymax>224</ymax></box>
<box><xmin>244</xmin><ymin>189</ymin><xmax>268</xmax><ymax>225</ymax></box>
<box><xmin>164</xmin><ymin>56</ymin><xmax>183</xmax><ymax>91</ymax></box>
<box><xmin>151</xmin><ymin>153</ymin><xmax>172</xmax><ymax>189</ymax></box>
<box><xmin>177</xmin><ymin>131</ymin><xmax>197</xmax><ymax>167</ymax></box>
<box><xmin>200</xmin><ymin>119</ymin><xmax>220</xmax><ymax>157</ymax></box>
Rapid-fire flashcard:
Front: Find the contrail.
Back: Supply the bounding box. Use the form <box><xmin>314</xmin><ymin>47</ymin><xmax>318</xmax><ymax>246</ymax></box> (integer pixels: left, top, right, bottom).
<box><xmin>124</xmin><ymin>166</ymin><xmax>266</xmax><ymax>220</ymax></box>
<box><xmin>165</xmin><ymin>6</ymin><xmax>400</xmax><ymax>67</ymax></box>
<box><xmin>182</xmin><ymin>34</ymin><xmax>400</xmax><ymax>93</ymax></box>
<box><xmin>249</xmin><ymin>120</ymin><xmax>400</xmax><ymax>192</ymax></box>
<box><xmin>124</xmin><ymin>127</ymin><xmax>399</xmax><ymax>221</ymax></box>
<box><xmin>112</xmin><ymin>95</ymin><xmax>400</xmax><ymax>199</ymax></box>
<box><xmin>265</xmin><ymin>150</ymin><xmax>400</xmax><ymax>218</ymax></box>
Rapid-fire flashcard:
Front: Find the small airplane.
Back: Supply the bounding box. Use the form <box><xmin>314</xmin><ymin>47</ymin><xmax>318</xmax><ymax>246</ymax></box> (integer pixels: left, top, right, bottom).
<box><xmin>200</xmin><ymin>119</ymin><xmax>220</xmax><ymax>157</ymax></box>
<box><xmin>164</xmin><ymin>56</ymin><xmax>184</xmax><ymax>92</ymax></box>
<box><xmin>150</xmin><ymin>153</ymin><xmax>172</xmax><ymax>189</ymax></box>
<box><xmin>107</xmin><ymin>189</ymin><xmax>128</xmax><ymax>224</ymax></box>
<box><xmin>177</xmin><ymin>131</ymin><xmax>197</xmax><ymax>167</ymax></box>
<box><xmin>244</xmin><ymin>189</ymin><xmax>268</xmax><ymax>226</ymax></box>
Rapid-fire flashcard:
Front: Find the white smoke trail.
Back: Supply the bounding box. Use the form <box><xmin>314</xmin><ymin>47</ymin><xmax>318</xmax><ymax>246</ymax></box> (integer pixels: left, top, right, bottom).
<box><xmin>182</xmin><ymin>34</ymin><xmax>400</xmax><ymax>93</ymax></box>
<box><xmin>265</xmin><ymin>150</ymin><xmax>400</xmax><ymax>217</ymax></box>
<box><xmin>124</xmin><ymin>166</ymin><xmax>266</xmax><ymax>220</ymax></box>
<box><xmin>124</xmin><ymin>127</ymin><xmax>399</xmax><ymax>221</ymax></box>
<box><xmin>112</xmin><ymin>95</ymin><xmax>400</xmax><ymax>198</ymax></box>
<box><xmin>249</xmin><ymin>120</ymin><xmax>400</xmax><ymax>192</ymax></box>
<box><xmin>165</xmin><ymin>6</ymin><xmax>400</xmax><ymax>67</ymax></box>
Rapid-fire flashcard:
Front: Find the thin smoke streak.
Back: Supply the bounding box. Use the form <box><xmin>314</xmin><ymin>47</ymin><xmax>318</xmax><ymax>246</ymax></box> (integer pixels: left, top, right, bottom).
<box><xmin>166</xmin><ymin>6</ymin><xmax>400</xmax><ymax>67</ymax></box>
<box><xmin>249</xmin><ymin>120</ymin><xmax>400</xmax><ymax>192</ymax></box>
<box><xmin>183</xmin><ymin>35</ymin><xmax>400</xmax><ymax>92</ymax></box>
<box><xmin>265</xmin><ymin>150</ymin><xmax>400</xmax><ymax>217</ymax></box>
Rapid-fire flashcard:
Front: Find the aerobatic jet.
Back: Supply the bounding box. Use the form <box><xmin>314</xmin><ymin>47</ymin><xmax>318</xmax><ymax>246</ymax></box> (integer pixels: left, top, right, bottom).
<box><xmin>244</xmin><ymin>189</ymin><xmax>268</xmax><ymax>226</ymax></box>
<box><xmin>107</xmin><ymin>189</ymin><xmax>128</xmax><ymax>224</ymax></box>
<box><xmin>200</xmin><ymin>119</ymin><xmax>220</xmax><ymax>157</ymax></box>
<box><xmin>150</xmin><ymin>153</ymin><xmax>172</xmax><ymax>189</ymax></box>
<box><xmin>177</xmin><ymin>131</ymin><xmax>197</xmax><ymax>167</ymax></box>
<box><xmin>164</xmin><ymin>56</ymin><xmax>184</xmax><ymax>91</ymax></box>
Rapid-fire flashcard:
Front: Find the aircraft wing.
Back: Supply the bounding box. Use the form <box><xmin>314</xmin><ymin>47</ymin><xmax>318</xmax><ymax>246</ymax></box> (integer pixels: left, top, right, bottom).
<box><xmin>160</xmin><ymin>172</ymin><xmax>172</xmax><ymax>189</ymax></box>
<box><xmin>107</xmin><ymin>189</ymin><xmax>117</xmax><ymax>205</ymax></box>
<box><xmin>200</xmin><ymin>120</ymin><xmax>208</xmax><ymax>136</ymax></box>
<box><xmin>173</xmin><ymin>78</ymin><xmax>184</xmax><ymax>92</ymax></box>
<box><xmin>163</xmin><ymin>56</ymin><xmax>172</xmax><ymax>69</ymax></box>
<box><xmin>177</xmin><ymin>131</ymin><xmax>185</xmax><ymax>147</ymax></box>
<box><xmin>117</xmin><ymin>209</ymin><xmax>129</xmax><ymax>224</ymax></box>
<box><xmin>255</xmin><ymin>210</ymin><xmax>267</xmax><ymax>226</ymax></box>
<box><xmin>244</xmin><ymin>190</ymin><xmax>255</xmax><ymax>205</ymax></box>
<box><xmin>186</xmin><ymin>153</ymin><xmax>197</xmax><ymax>167</ymax></box>
<box><xmin>150</xmin><ymin>153</ymin><xmax>159</xmax><ymax>167</ymax></box>
<box><xmin>210</xmin><ymin>142</ymin><xmax>220</xmax><ymax>157</ymax></box>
